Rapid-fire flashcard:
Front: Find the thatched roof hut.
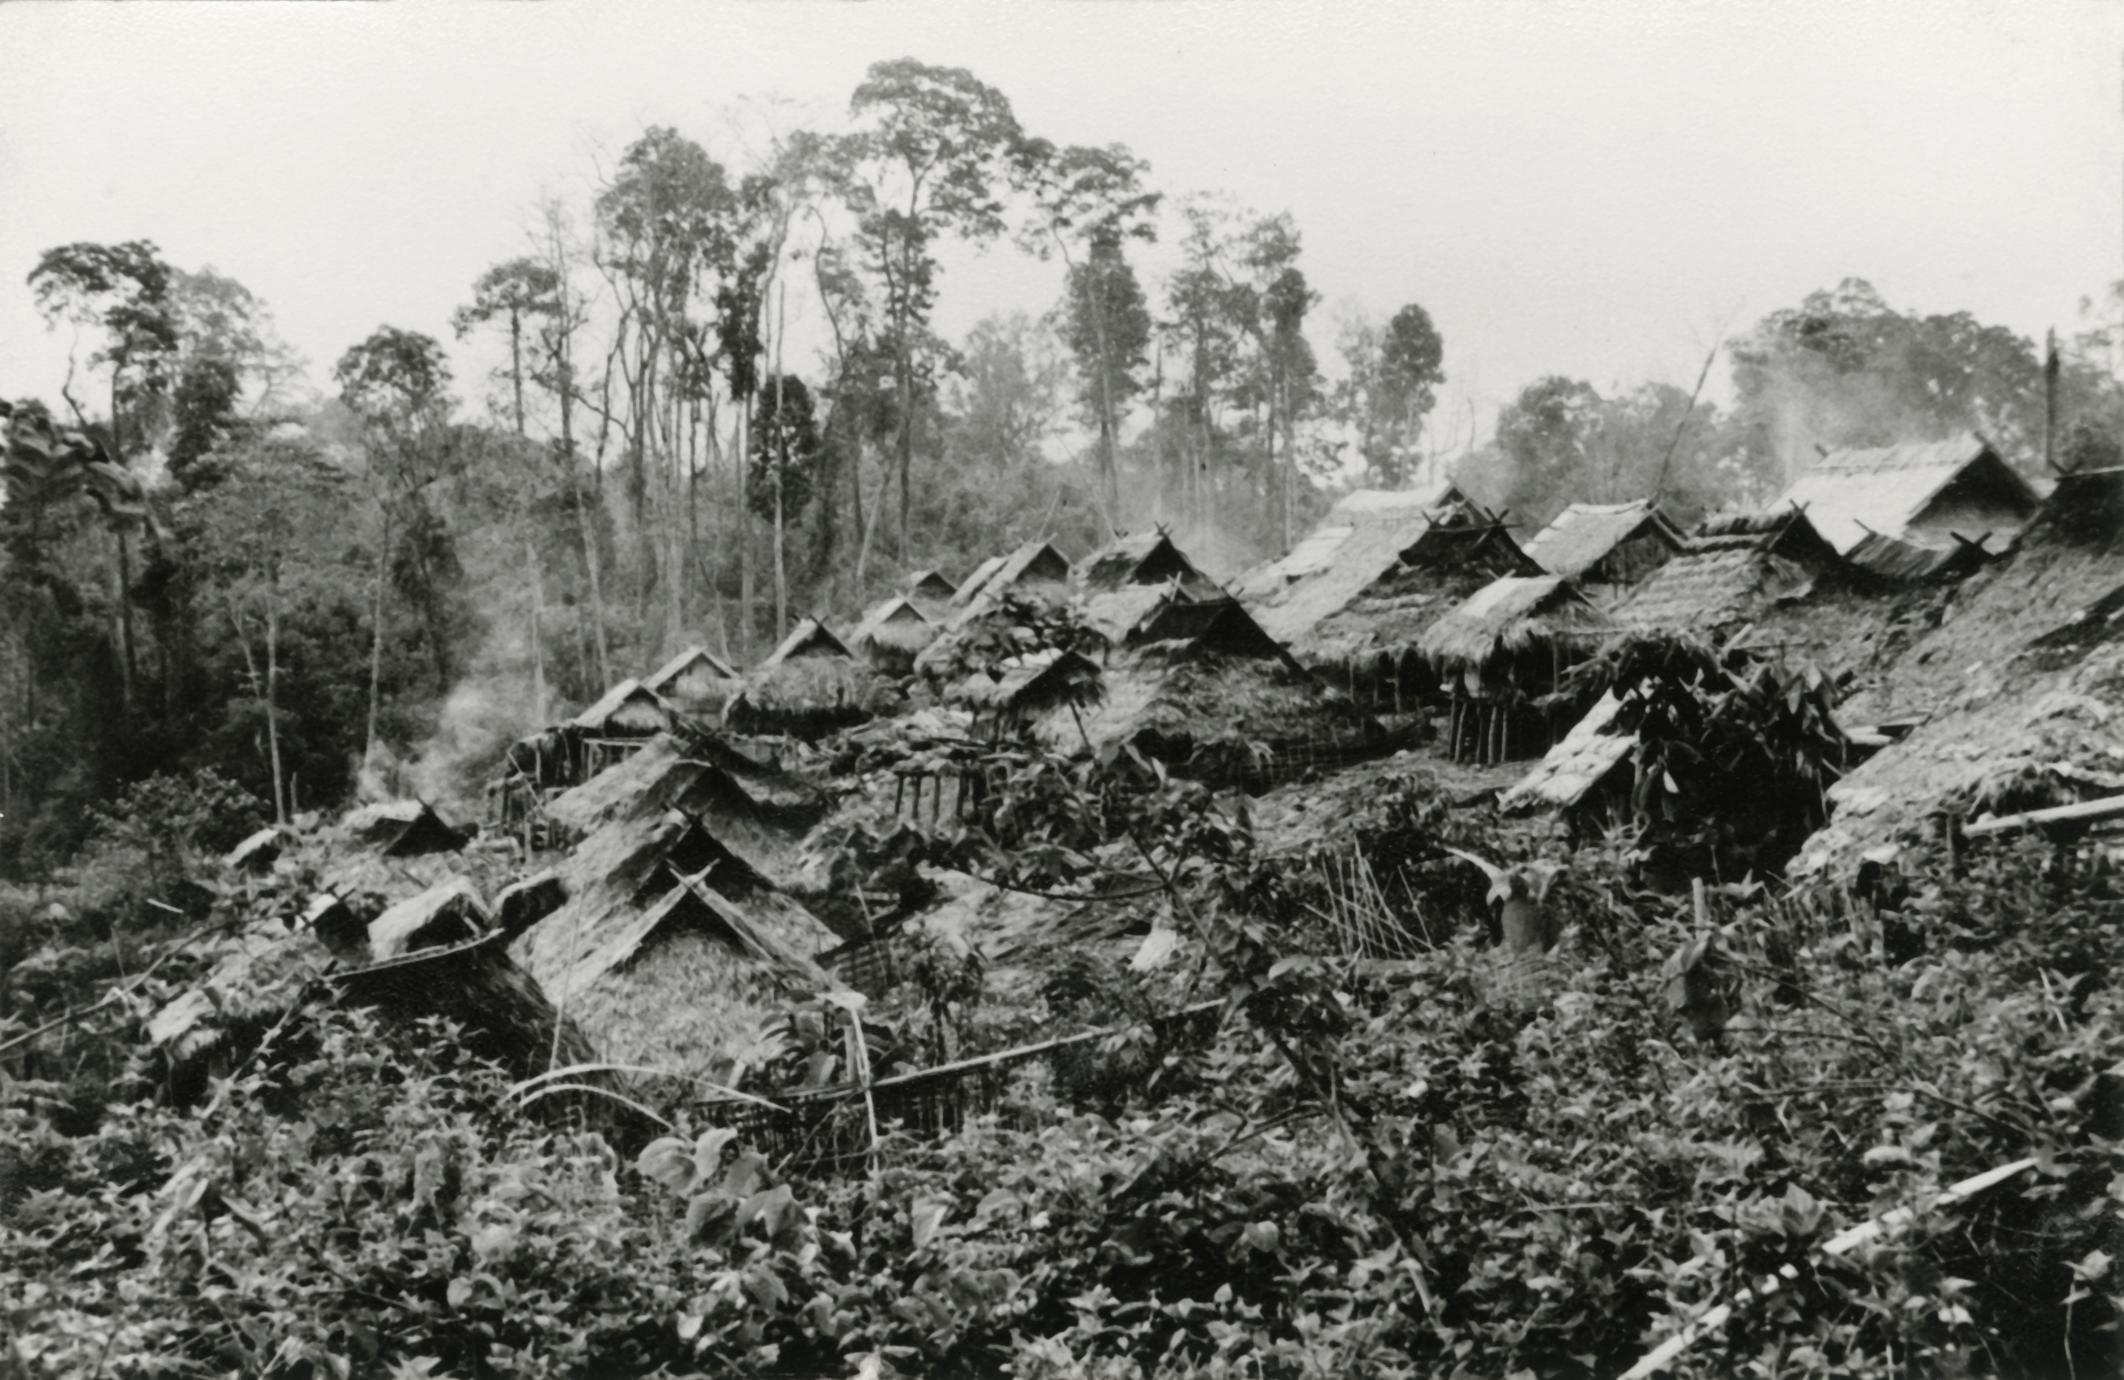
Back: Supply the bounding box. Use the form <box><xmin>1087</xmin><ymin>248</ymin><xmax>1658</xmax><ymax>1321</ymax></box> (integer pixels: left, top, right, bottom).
<box><xmin>539</xmin><ymin>732</ymin><xmax>824</xmax><ymax>885</ymax></box>
<box><xmin>725</xmin><ymin>618</ymin><xmax>896</xmax><ymax>738</ymax></box>
<box><xmin>1415</xmin><ymin>575</ymin><xmax>1615</xmax><ymax>764</ymax></box>
<box><xmin>1292</xmin><ymin>521</ymin><xmax>1544</xmax><ymax>681</ymax></box>
<box><xmin>510</xmin><ymin>808</ymin><xmax>840</xmax><ymax>1071</ymax></box>
<box><xmin>908</xmin><ymin>568</ymin><xmax>958</xmax><ymax>609</ymax></box>
<box><xmin>1774</xmin><ymin>433</ymin><xmax>2038</xmax><ymax>555</ymax></box>
<box><xmin>338</xmin><ymin>799</ymin><xmax>471</xmax><ymax>859</ymax></box>
<box><xmin>849</xmin><ymin>595</ymin><xmax>938</xmax><ymax>672</ymax></box>
<box><xmin>951</xmin><ymin>540</ymin><xmax>1072</xmax><ymax>613</ymax></box>
<box><xmin>1522</xmin><ymin>500</ymin><xmax>1685</xmax><ymax>589</ymax></box>
<box><xmin>645</xmin><ymin>646</ymin><xmax>743</xmax><ymax>713</ymax></box>
<box><xmin>953</xmin><ymin>648</ymin><xmax>1105</xmax><ymax>737</ymax></box>
<box><xmin>1077</xmin><ymin>528</ymin><xmax>1214</xmax><ymax>595</ymax></box>
<box><xmin>1236</xmin><ymin>479</ymin><xmax>1483</xmax><ymax>626</ymax></box>
<box><xmin>1417</xmin><ymin>576</ymin><xmax>1615</xmax><ymax>695</ymax></box>
<box><xmin>367</xmin><ymin>877</ymin><xmax>489</xmax><ymax>962</ymax></box>
<box><xmin>1611</xmin><ymin>509</ymin><xmax>1846</xmax><ymax>637</ymax></box>
<box><xmin>1035</xmin><ymin>596</ymin><xmax>1384</xmax><ymax>788</ymax></box>
<box><xmin>572</xmin><ymin>677</ymin><xmax>676</xmax><ymax>738</ymax></box>
<box><xmin>1794</xmin><ymin>488</ymin><xmax>2124</xmax><ymax>873</ymax></box>
<box><xmin>1078</xmin><ymin>583</ymin><xmax>1187</xmax><ymax>646</ymax></box>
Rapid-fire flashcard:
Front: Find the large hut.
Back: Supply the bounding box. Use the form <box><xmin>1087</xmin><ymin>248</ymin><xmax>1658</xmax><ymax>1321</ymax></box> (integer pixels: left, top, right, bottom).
<box><xmin>1289</xmin><ymin>519</ymin><xmax>1544</xmax><ymax>715</ymax></box>
<box><xmin>1036</xmin><ymin>595</ymin><xmax>1386</xmax><ymax>789</ymax></box>
<box><xmin>509</xmin><ymin>808</ymin><xmax>841</xmax><ymax>1073</ymax></box>
<box><xmin>949</xmin><ymin>539</ymin><xmax>1073</xmax><ymax>616</ymax></box>
<box><xmin>1793</xmin><ymin>470</ymin><xmax>2124</xmax><ymax>874</ymax></box>
<box><xmin>724</xmin><ymin>618</ymin><xmax>895</xmax><ymax>739</ymax></box>
<box><xmin>1774</xmin><ymin>433</ymin><xmax>2039</xmax><ymax>556</ymax></box>
<box><xmin>907</xmin><ymin>568</ymin><xmax>958</xmax><ymax>613</ymax></box>
<box><xmin>1415</xmin><ymin>576</ymin><xmax>1616</xmax><ymax>764</ymax></box>
<box><xmin>1521</xmin><ymin>500</ymin><xmax>1686</xmax><ymax>601</ymax></box>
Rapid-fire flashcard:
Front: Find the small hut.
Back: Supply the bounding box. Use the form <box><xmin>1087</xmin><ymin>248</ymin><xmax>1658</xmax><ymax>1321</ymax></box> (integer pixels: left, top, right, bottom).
<box><xmin>1077</xmin><ymin>528</ymin><xmax>1216</xmax><ymax>595</ymax></box>
<box><xmin>570</xmin><ymin>678</ymin><xmax>676</xmax><ymax>777</ymax></box>
<box><xmin>645</xmin><ymin>646</ymin><xmax>743</xmax><ymax>716</ymax></box>
<box><xmin>1522</xmin><ymin>500</ymin><xmax>1685</xmax><ymax>599</ymax></box>
<box><xmin>955</xmin><ymin>648</ymin><xmax>1105</xmax><ymax>741</ymax></box>
<box><xmin>907</xmin><ymin>569</ymin><xmax>958</xmax><ymax>612</ymax></box>
<box><xmin>724</xmin><ymin>618</ymin><xmax>894</xmax><ymax>739</ymax></box>
<box><xmin>849</xmin><ymin>595</ymin><xmax>939</xmax><ymax>674</ymax></box>
<box><xmin>1416</xmin><ymin>576</ymin><xmax>1616</xmax><ymax>764</ymax></box>
<box><xmin>1843</xmin><ymin>530</ymin><xmax>1994</xmax><ymax>585</ymax></box>
<box><xmin>367</xmin><ymin>877</ymin><xmax>489</xmax><ymax>962</ymax></box>
<box><xmin>1774</xmin><ymin>433</ymin><xmax>2039</xmax><ymax>555</ymax></box>
<box><xmin>955</xmin><ymin>540</ymin><xmax>1072</xmax><ymax>610</ymax></box>
<box><xmin>339</xmin><ymin>799</ymin><xmax>471</xmax><ymax>859</ymax></box>
<box><xmin>1502</xmin><ymin>691</ymin><xmax>1635</xmax><ymax>831</ymax></box>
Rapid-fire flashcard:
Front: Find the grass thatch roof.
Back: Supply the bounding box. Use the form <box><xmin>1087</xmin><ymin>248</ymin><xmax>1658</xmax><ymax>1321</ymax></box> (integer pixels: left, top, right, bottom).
<box><xmin>1238</xmin><ymin>483</ymin><xmax>1486</xmax><ymax>639</ymax></box>
<box><xmin>1522</xmin><ymin>500</ymin><xmax>1685</xmax><ymax>581</ymax></box>
<box><xmin>1129</xmin><ymin>595</ymin><xmax>1290</xmax><ymax>662</ymax></box>
<box><xmin>1612</xmin><ymin>547</ymin><xmax>1815</xmax><ymax>634</ymax></box>
<box><xmin>725</xmin><ymin>654</ymin><xmax>896</xmax><ymax>737</ymax></box>
<box><xmin>759</xmin><ymin>617</ymin><xmax>854</xmax><ymax>667</ymax></box>
<box><xmin>953</xmin><ymin>648</ymin><xmax>1105</xmax><ymax>718</ymax></box>
<box><xmin>952</xmin><ymin>554</ymin><xmax>1009</xmax><ymax>608</ymax></box>
<box><xmin>1079</xmin><ymin>584</ymin><xmax>1186</xmax><ymax>645</ymax></box>
<box><xmin>1503</xmin><ymin>692</ymin><xmax>1632</xmax><ymax>810</ymax></box>
<box><xmin>908</xmin><ymin>568</ymin><xmax>958</xmax><ymax>606</ymax></box>
<box><xmin>224</xmin><ymin>826</ymin><xmax>283</xmax><ymax>872</ymax></box>
<box><xmin>1844</xmin><ymin>530</ymin><xmax>1994</xmax><ymax>584</ymax></box>
<box><xmin>1035</xmin><ymin>646</ymin><xmax>1382</xmax><ymax>778</ymax></box>
<box><xmin>1293</xmin><ymin>524</ymin><xmax>1543</xmax><ymax>669</ymax></box>
<box><xmin>1793</xmin><ymin>497</ymin><xmax>2124</xmax><ymax>872</ymax></box>
<box><xmin>367</xmin><ymin>877</ymin><xmax>488</xmax><ymax>961</ymax></box>
<box><xmin>1078</xmin><ymin>528</ymin><xmax>1213</xmax><ymax>594</ymax></box>
<box><xmin>571</xmin><ymin>678</ymin><xmax>675</xmax><ymax>737</ymax></box>
<box><xmin>1775</xmin><ymin>433</ymin><xmax>2039</xmax><ymax>555</ymax></box>
<box><xmin>849</xmin><ymin>595</ymin><xmax>938</xmax><ymax>665</ymax></box>
<box><xmin>337</xmin><ymin>799</ymin><xmax>471</xmax><ymax>858</ymax></box>
<box><xmin>1415</xmin><ymin>576</ymin><xmax>1615</xmax><ymax>682</ymax></box>
<box><xmin>1324</xmin><ymin>480</ymin><xmax>1478</xmax><ymax>526</ymax></box>
<box><xmin>644</xmin><ymin>646</ymin><xmax>743</xmax><ymax>711</ymax></box>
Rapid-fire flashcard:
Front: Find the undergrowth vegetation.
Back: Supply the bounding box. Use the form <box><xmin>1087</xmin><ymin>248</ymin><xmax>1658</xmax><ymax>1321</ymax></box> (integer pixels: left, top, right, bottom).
<box><xmin>4</xmin><ymin>746</ymin><xmax>2121</xmax><ymax>1376</ymax></box>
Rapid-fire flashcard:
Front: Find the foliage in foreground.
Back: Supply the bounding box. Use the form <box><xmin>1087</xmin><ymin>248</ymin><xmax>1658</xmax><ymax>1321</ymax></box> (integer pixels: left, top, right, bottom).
<box><xmin>4</xmin><ymin>830</ymin><xmax>2121</xmax><ymax>1378</ymax></box>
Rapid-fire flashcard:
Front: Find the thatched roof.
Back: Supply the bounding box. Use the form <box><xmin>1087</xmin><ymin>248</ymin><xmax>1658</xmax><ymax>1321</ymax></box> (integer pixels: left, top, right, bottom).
<box><xmin>908</xmin><ymin>568</ymin><xmax>958</xmax><ymax>606</ymax></box>
<box><xmin>511</xmin><ymin>810</ymin><xmax>839</xmax><ymax>1071</ymax></box>
<box><xmin>1078</xmin><ymin>583</ymin><xmax>1187</xmax><ymax>645</ymax></box>
<box><xmin>571</xmin><ymin>678</ymin><xmax>675</xmax><ymax>736</ymax></box>
<box><xmin>495</xmin><ymin>869</ymin><xmax>566</xmax><ymax>937</ymax></box>
<box><xmin>1794</xmin><ymin>496</ymin><xmax>2124</xmax><ymax>872</ymax></box>
<box><xmin>1415</xmin><ymin>576</ymin><xmax>1615</xmax><ymax>682</ymax></box>
<box><xmin>953</xmin><ymin>648</ymin><xmax>1104</xmax><ymax>716</ymax></box>
<box><xmin>540</xmin><ymin>733</ymin><xmax>822</xmax><ymax>884</ymax></box>
<box><xmin>1129</xmin><ymin>595</ymin><xmax>1290</xmax><ymax>662</ymax></box>
<box><xmin>952</xmin><ymin>554</ymin><xmax>1009</xmax><ymax>608</ymax></box>
<box><xmin>1077</xmin><ymin>528</ymin><xmax>1213</xmax><ymax>594</ymax></box>
<box><xmin>1324</xmin><ymin>480</ymin><xmax>1479</xmax><ymax>527</ymax></box>
<box><xmin>1522</xmin><ymin>500</ymin><xmax>1685</xmax><ymax>582</ymax></box>
<box><xmin>1612</xmin><ymin>547</ymin><xmax>1816</xmax><ymax>634</ymax></box>
<box><xmin>1844</xmin><ymin>530</ymin><xmax>1993</xmax><ymax>584</ymax></box>
<box><xmin>338</xmin><ymin>800</ymin><xmax>471</xmax><ymax>858</ymax></box>
<box><xmin>759</xmin><ymin>617</ymin><xmax>854</xmax><ymax>667</ymax></box>
<box><xmin>645</xmin><ymin>646</ymin><xmax>742</xmax><ymax>706</ymax></box>
<box><xmin>368</xmin><ymin>877</ymin><xmax>489</xmax><ymax>962</ymax></box>
<box><xmin>849</xmin><ymin>595</ymin><xmax>938</xmax><ymax>661</ymax></box>
<box><xmin>1775</xmin><ymin>433</ymin><xmax>2039</xmax><ymax>555</ymax></box>
<box><xmin>1503</xmin><ymin>691</ymin><xmax>1632</xmax><ymax>809</ymax></box>
<box><xmin>1292</xmin><ymin>523</ymin><xmax>1544</xmax><ymax>668</ymax></box>
<box><xmin>1035</xmin><ymin>646</ymin><xmax>1382</xmax><ymax>777</ymax></box>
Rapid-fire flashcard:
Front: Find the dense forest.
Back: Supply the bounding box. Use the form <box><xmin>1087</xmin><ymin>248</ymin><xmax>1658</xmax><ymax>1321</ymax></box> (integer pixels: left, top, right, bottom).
<box><xmin>4</xmin><ymin>54</ymin><xmax>2124</xmax><ymax>1380</ymax></box>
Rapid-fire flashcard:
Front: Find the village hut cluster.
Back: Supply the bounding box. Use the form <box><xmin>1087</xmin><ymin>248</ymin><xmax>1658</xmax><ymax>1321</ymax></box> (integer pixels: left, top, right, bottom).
<box><xmin>153</xmin><ymin>425</ymin><xmax>2124</xmax><ymax>1154</ymax></box>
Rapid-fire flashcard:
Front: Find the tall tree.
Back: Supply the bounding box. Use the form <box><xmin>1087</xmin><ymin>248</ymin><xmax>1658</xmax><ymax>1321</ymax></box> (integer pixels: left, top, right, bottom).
<box><xmin>1019</xmin><ymin>141</ymin><xmax>1161</xmax><ymax>520</ymax></box>
<box><xmin>841</xmin><ymin>58</ymin><xmax>1025</xmax><ymax>560</ymax></box>
<box><xmin>453</xmin><ymin>258</ymin><xmax>563</xmax><ymax>438</ymax></box>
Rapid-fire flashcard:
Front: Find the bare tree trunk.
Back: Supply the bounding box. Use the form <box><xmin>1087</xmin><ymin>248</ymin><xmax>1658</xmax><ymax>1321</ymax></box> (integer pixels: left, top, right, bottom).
<box><xmin>772</xmin><ymin>282</ymin><xmax>789</xmax><ymax>642</ymax></box>
<box><xmin>365</xmin><ymin>500</ymin><xmax>391</xmax><ymax>763</ymax></box>
<box><xmin>265</xmin><ymin>582</ymin><xmax>285</xmax><ymax>823</ymax></box>
<box><xmin>736</xmin><ymin>405</ymin><xmax>754</xmax><ymax>660</ymax></box>
<box><xmin>525</xmin><ymin>537</ymin><xmax>546</xmax><ymax>723</ymax></box>
<box><xmin>230</xmin><ymin>592</ymin><xmax>286</xmax><ymax>823</ymax></box>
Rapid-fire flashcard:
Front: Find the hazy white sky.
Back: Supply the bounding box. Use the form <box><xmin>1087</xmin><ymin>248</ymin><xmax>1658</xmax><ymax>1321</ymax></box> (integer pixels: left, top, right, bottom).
<box><xmin>2</xmin><ymin>0</ymin><xmax>2118</xmax><ymax>439</ymax></box>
